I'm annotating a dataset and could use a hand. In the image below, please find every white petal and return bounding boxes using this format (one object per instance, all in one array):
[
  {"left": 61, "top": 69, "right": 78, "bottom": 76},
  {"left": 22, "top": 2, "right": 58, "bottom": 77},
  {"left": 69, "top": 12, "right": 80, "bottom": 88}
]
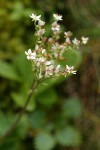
[
  {"left": 46, "top": 61, "right": 51, "bottom": 65},
  {"left": 25, "top": 51, "right": 28, "bottom": 55}
]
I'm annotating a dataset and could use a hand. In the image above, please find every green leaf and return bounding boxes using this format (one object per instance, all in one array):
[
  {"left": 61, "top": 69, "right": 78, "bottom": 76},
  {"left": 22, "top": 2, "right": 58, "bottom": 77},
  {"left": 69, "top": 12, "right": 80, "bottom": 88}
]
[
  {"left": 37, "top": 88, "right": 58, "bottom": 105},
  {"left": 62, "top": 97, "right": 82, "bottom": 118},
  {"left": 11, "top": 92, "right": 36, "bottom": 111},
  {"left": 16, "top": 115, "right": 29, "bottom": 139},
  {"left": 0, "top": 112, "right": 14, "bottom": 136},
  {"left": 11, "top": 83, "right": 36, "bottom": 111},
  {"left": 34, "top": 131, "right": 56, "bottom": 150},
  {"left": 56, "top": 127, "right": 81, "bottom": 146},
  {"left": 0, "top": 139, "right": 20, "bottom": 150},
  {"left": 60, "top": 49, "right": 82, "bottom": 67},
  {"left": 0, "top": 61, "right": 20, "bottom": 81},
  {"left": 12, "top": 53, "right": 33, "bottom": 82},
  {"left": 29, "top": 110, "right": 46, "bottom": 129}
]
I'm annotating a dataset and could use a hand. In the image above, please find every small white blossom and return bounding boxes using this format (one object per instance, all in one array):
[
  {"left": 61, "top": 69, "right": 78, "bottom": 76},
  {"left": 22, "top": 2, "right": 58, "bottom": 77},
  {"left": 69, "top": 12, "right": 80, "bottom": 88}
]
[
  {"left": 30, "top": 13, "right": 41, "bottom": 21},
  {"left": 55, "top": 65, "right": 60, "bottom": 74},
  {"left": 59, "top": 44, "right": 65, "bottom": 50},
  {"left": 65, "top": 65, "right": 76, "bottom": 74},
  {"left": 42, "top": 49, "right": 46, "bottom": 54},
  {"left": 52, "top": 43, "right": 59, "bottom": 50},
  {"left": 51, "top": 22, "right": 60, "bottom": 31},
  {"left": 64, "top": 31, "right": 72, "bottom": 37},
  {"left": 66, "top": 38, "right": 71, "bottom": 45},
  {"left": 37, "top": 29, "right": 45, "bottom": 36},
  {"left": 45, "top": 65, "right": 54, "bottom": 77},
  {"left": 81, "top": 36, "right": 89, "bottom": 44},
  {"left": 38, "top": 20, "right": 45, "bottom": 26},
  {"left": 54, "top": 53, "right": 58, "bottom": 58},
  {"left": 45, "top": 61, "right": 52, "bottom": 66},
  {"left": 35, "top": 57, "right": 45, "bottom": 67},
  {"left": 48, "top": 38, "right": 52, "bottom": 43},
  {"left": 72, "top": 38, "right": 80, "bottom": 46},
  {"left": 35, "top": 44, "right": 39, "bottom": 51},
  {"left": 53, "top": 14, "right": 63, "bottom": 21},
  {"left": 25, "top": 49, "right": 36, "bottom": 60}
]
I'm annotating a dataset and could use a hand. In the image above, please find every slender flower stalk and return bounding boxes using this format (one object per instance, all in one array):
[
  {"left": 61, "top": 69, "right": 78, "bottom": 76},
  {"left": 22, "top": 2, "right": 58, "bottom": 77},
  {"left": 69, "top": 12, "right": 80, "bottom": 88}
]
[{"left": 0, "top": 79, "right": 40, "bottom": 143}]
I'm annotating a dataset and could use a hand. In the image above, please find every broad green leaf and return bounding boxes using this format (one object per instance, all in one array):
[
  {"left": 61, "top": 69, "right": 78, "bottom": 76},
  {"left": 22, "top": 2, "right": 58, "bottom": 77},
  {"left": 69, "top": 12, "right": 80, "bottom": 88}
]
[
  {"left": 16, "top": 115, "right": 29, "bottom": 139},
  {"left": 0, "top": 139, "right": 20, "bottom": 150},
  {"left": 62, "top": 97, "right": 82, "bottom": 118},
  {"left": 37, "top": 88, "right": 58, "bottom": 105},
  {"left": 60, "top": 49, "right": 82, "bottom": 67},
  {"left": 11, "top": 83, "right": 36, "bottom": 111},
  {"left": 12, "top": 53, "right": 33, "bottom": 82},
  {"left": 0, "top": 61, "right": 20, "bottom": 81},
  {"left": 11, "top": 92, "right": 36, "bottom": 111},
  {"left": 34, "top": 131, "right": 56, "bottom": 150},
  {"left": 0, "top": 112, "right": 13, "bottom": 136},
  {"left": 29, "top": 110, "right": 46, "bottom": 129},
  {"left": 56, "top": 127, "right": 81, "bottom": 146}
]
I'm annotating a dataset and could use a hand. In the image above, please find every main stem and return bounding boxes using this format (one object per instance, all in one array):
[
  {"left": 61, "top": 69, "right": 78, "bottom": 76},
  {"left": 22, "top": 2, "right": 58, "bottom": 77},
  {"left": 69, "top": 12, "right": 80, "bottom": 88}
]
[{"left": 0, "top": 80, "right": 39, "bottom": 143}]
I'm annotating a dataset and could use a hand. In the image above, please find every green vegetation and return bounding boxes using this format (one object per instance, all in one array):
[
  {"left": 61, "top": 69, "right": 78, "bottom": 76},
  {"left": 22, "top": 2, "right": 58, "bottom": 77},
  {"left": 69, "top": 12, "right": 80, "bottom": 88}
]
[{"left": 0, "top": 0, "right": 100, "bottom": 150}]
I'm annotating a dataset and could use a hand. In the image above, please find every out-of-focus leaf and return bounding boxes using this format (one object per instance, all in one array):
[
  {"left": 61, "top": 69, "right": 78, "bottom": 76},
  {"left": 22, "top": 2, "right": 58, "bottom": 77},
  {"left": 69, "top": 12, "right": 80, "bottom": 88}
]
[
  {"left": 37, "top": 88, "right": 58, "bottom": 105},
  {"left": 0, "top": 112, "right": 13, "bottom": 136},
  {"left": 11, "top": 83, "right": 36, "bottom": 111},
  {"left": 0, "top": 139, "right": 20, "bottom": 150},
  {"left": 62, "top": 97, "right": 82, "bottom": 119},
  {"left": 0, "top": 61, "right": 21, "bottom": 81},
  {"left": 56, "top": 127, "right": 81, "bottom": 146},
  {"left": 17, "top": 115, "right": 29, "bottom": 139},
  {"left": 11, "top": 92, "right": 36, "bottom": 111},
  {"left": 29, "top": 110, "right": 46, "bottom": 129},
  {"left": 10, "top": 2, "right": 24, "bottom": 21},
  {"left": 12, "top": 53, "right": 33, "bottom": 82},
  {"left": 34, "top": 131, "right": 56, "bottom": 150},
  {"left": 60, "top": 49, "right": 82, "bottom": 67}
]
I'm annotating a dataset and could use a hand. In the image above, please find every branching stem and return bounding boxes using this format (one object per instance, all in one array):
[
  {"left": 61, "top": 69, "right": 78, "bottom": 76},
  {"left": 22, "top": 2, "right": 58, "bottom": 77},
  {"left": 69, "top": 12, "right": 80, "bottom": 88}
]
[{"left": 0, "top": 80, "right": 39, "bottom": 143}]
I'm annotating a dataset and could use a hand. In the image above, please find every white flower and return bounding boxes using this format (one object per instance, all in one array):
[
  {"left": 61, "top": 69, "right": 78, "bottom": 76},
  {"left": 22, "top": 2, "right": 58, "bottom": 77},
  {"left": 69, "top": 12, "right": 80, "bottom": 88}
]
[
  {"left": 54, "top": 53, "right": 58, "bottom": 58},
  {"left": 72, "top": 38, "right": 80, "bottom": 46},
  {"left": 38, "top": 20, "right": 45, "bottom": 26},
  {"left": 35, "top": 57, "right": 45, "bottom": 67},
  {"left": 45, "top": 65, "right": 54, "bottom": 77},
  {"left": 45, "top": 61, "right": 52, "bottom": 66},
  {"left": 52, "top": 43, "right": 59, "bottom": 50},
  {"left": 59, "top": 44, "right": 65, "bottom": 50},
  {"left": 37, "top": 29, "right": 45, "bottom": 36},
  {"left": 30, "top": 13, "right": 41, "bottom": 21},
  {"left": 53, "top": 14, "right": 62, "bottom": 21},
  {"left": 42, "top": 49, "right": 46, "bottom": 54},
  {"left": 66, "top": 38, "right": 71, "bottom": 45},
  {"left": 55, "top": 65, "right": 60, "bottom": 74},
  {"left": 64, "top": 31, "right": 72, "bottom": 37},
  {"left": 48, "top": 38, "right": 53, "bottom": 44},
  {"left": 25, "top": 49, "right": 36, "bottom": 60},
  {"left": 51, "top": 22, "right": 60, "bottom": 31},
  {"left": 35, "top": 44, "right": 39, "bottom": 51},
  {"left": 65, "top": 65, "right": 76, "bottom": 74},
  {"left": 81, "top": 36, "right": 89, "bottom": 44}
]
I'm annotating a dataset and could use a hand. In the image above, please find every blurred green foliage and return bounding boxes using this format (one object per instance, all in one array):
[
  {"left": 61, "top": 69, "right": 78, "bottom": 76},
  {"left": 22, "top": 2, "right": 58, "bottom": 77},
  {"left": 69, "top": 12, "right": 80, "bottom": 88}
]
[{"left": 0, "top": 0, "right": 100, "bottom": 149}]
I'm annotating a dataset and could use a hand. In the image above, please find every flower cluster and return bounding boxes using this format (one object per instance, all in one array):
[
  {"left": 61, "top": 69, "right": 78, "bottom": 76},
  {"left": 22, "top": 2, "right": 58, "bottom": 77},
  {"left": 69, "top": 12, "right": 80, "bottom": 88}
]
[{"left": 25, "top": 13, "right": 89, "bottom": 79}]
